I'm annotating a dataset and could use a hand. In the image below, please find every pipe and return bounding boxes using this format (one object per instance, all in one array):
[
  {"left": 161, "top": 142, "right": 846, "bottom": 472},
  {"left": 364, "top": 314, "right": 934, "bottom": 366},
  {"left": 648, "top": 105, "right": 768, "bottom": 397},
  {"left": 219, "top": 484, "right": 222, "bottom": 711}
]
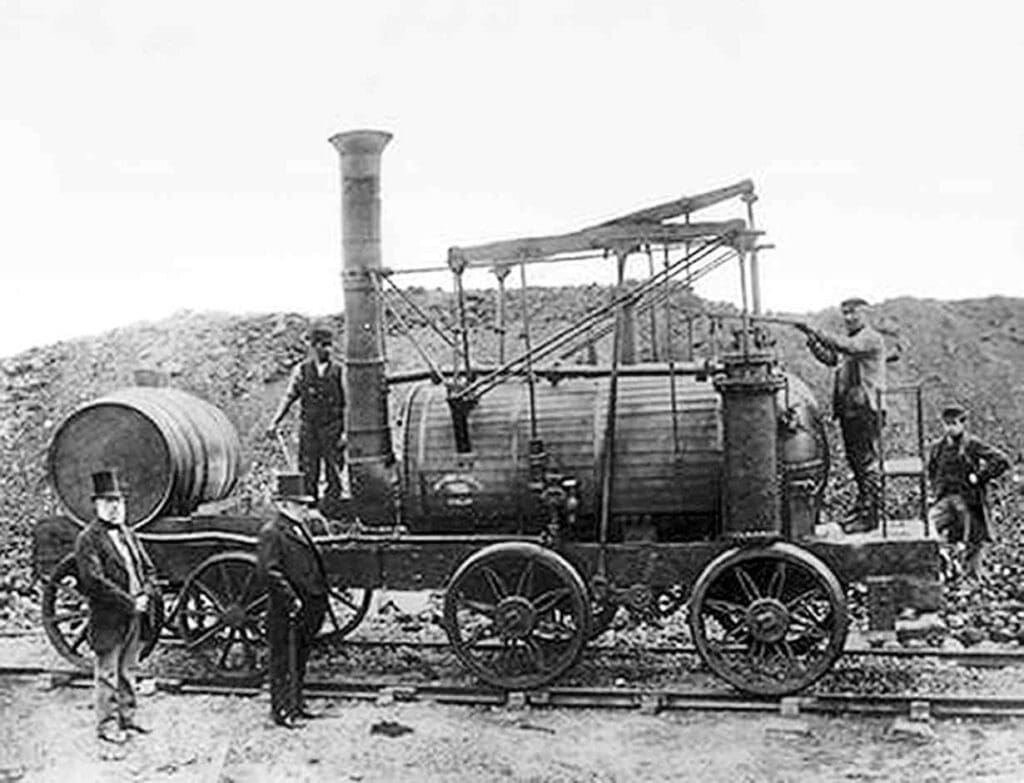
[{"left": 328, "top": 129, "right": 395, "bottom": 525}]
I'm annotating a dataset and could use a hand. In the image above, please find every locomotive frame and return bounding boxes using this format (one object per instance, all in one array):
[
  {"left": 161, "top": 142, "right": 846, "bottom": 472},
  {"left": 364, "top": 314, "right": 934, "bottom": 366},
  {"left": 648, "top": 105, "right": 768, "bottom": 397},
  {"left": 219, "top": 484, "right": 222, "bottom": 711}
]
[{"left": 31, "top": 129, "right": 940, "bottom": 697}]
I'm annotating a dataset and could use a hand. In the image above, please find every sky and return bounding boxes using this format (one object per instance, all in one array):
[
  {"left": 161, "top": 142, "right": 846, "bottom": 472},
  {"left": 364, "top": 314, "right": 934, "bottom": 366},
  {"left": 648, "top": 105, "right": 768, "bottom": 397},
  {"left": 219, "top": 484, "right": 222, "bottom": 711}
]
[{"left": 1, "top": 0, "right": 1022, "bottom": 357}]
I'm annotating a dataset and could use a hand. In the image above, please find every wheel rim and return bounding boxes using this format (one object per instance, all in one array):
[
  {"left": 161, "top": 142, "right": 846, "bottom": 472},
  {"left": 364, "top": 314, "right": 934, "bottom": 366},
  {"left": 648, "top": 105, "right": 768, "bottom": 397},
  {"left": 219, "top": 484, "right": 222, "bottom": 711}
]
[
  {"left": 319, "top": 586, "right": 374, "bottom": 640},
  {"left": 42, "top": 555, "right": 91, "bottom": 669},
  {"left": 443, "top": 542, "right": 589, "bottom": 690},
  {"left": 688, "top": 542, "right": 848, "bottom": 696},
  {"left": 176, "top": 553, "right": 267, "bottom": 678}
]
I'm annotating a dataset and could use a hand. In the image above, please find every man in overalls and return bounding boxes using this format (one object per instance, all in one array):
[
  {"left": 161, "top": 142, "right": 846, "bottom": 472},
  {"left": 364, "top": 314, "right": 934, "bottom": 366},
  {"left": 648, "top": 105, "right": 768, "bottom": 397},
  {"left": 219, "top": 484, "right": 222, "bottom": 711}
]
[{"left": 268, "top": 324, "right": 347, "bottom": 517}]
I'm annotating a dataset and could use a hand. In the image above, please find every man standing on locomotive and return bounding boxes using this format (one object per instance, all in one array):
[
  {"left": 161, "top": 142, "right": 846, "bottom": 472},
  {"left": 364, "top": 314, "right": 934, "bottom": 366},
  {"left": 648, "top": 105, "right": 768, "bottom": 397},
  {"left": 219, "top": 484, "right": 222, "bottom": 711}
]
[
  {"left": 927, "top": 404, "right": 1009, "bottom": 580},
  {"left": 256, "top": 471, "right": 330, "bottom": 728},
  {"left": 268, "top": 323, "right": 347, "bottom": 517},
  {"left": 74, "top": 468, "right": 159, "bottom": 744},
  {"left": 802, "top": 297, "right": 886, "bottom": 533}
]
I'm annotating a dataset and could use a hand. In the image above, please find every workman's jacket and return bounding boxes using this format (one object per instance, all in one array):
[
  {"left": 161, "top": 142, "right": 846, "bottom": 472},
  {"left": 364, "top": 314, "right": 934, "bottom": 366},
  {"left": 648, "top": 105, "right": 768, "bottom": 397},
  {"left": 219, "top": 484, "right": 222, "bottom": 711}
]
[
  {"left": 74, "top": 519, "right": 159, "bottom": 654},
  {"left": 280, "top": 358, "right": 346, "bottom": 433},
  {"left": 807, "top": 325, "right": 886, "bottom": 420},
  {"left": 927, "top": 433, "right": 1009, "bottom": 524}
]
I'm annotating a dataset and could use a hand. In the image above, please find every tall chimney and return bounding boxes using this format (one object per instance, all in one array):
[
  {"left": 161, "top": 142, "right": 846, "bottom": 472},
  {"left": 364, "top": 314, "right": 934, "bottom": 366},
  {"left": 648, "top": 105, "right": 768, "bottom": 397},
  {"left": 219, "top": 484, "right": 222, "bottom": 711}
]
[{"left": 328, "top": 129, "right": 394, "bottom": 525}]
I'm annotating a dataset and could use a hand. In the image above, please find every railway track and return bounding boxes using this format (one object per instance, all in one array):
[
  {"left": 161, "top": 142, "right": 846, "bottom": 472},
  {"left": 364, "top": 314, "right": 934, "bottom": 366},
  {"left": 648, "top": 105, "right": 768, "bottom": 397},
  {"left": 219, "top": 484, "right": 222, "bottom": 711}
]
[
  {"left": 5, "top": 665, "right": 1024, "bottom": 721},
  {"left": 329, "top": 637, "right": 1024, "bottom": 669}
]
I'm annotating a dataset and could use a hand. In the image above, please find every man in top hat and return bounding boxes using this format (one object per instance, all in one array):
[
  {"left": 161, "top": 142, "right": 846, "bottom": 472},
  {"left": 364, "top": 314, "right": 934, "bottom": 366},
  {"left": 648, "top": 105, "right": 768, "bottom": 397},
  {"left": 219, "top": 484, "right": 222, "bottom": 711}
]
[
  {"left": 927, "top": 404, "right": 1009, "bottom": 579},
  {"left": 74, "top": 468, "right": 158, "bottom": 744},
  {"left": 256, "top": 471, "right": 330, "bottom": 728},
  {"left": 268, "top": 323, "right": 347, "bottom": 517},
  {"left": 802, "top": 297, "right": 887, "bottom": 533}
]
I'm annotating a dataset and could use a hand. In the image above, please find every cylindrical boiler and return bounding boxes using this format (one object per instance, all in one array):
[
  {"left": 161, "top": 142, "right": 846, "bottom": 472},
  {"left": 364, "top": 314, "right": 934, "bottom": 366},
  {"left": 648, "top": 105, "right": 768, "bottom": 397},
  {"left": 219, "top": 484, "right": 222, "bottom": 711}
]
[
  {"left": 396, "top": 365, "right": 826, "bottom": 538},
  {"left": 48, "top": 387, "right": 242, "bottom": 527}
]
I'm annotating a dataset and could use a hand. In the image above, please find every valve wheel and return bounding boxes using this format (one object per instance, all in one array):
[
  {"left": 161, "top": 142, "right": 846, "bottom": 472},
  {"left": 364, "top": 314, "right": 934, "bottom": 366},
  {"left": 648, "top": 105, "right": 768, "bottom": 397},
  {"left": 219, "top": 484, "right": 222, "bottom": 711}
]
[
  {"left": 443, "top": 542, "right": 590, "bottom": 690},
  {"left": 175, "top": 552, "right": 267, "bottom": 679},
  {"left": 688, "top": 542, "right": 848, "bottom": 696}
]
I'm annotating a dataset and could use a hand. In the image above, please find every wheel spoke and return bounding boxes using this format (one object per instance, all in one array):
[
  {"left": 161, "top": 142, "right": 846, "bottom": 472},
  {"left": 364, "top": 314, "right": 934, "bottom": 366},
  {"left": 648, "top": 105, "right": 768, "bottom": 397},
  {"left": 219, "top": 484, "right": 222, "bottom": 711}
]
[
  {"left": 533, "top": 587, "right": 572, "bottom": 616},
  {"left": 786, "top": 587, "right": 824, "bottom": 613},
  {"left": 481, "top": 566, "right": 509, "bottom": 601},
  {"left": 238, "top": 567, "right": 256, "bottom": 603},
  {"left": 515, "top": 558, "right": 535, "bottom": 598},
  {"left": 218, "top": 563, "right": 235, "bottom": 600},
  {"left": 187, "top": 618, "right": 227, "bottom": 650},
  {"left": 70, "top": 624, "right": 89, "bottom": 652},
  {"left": 733, "top": 566, "right": 761, "bottom": 602},
  {"left": 767, "top": 562, "right": 787, "bottom": 600},
  {"left": 458, "top": 598, "right": 496, "bottom": 618},
  {"left": 705, "top": 598, "right": 747, "bottom": 617},
  {"left": 463, "top": 621, "right": 494, "bottom": 647},
  {"left": 244, "top": 594, "right": 269, "bottom": 615},
  {"left": 330, "top": 589, "right": 361, "bottom": 612},
  {"left": 216, "top": 628, "right": 238, "bottom": 669},
  {"left": 54, "top": 610, "right": 89, "bottom": 623},
  {"left": 523, "top": 637, "right": 547, "bottom": 673}
]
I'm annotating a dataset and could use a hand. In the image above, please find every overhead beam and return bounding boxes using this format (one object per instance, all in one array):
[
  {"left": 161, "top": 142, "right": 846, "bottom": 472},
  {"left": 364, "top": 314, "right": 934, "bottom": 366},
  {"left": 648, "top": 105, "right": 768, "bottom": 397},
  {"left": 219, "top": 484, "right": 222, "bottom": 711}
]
[
  {"left": 595, "top": 180, "right": 756, "bottom": 227},
  {"left": 448, "top": 219, "right": 747, "bottom": 270}
]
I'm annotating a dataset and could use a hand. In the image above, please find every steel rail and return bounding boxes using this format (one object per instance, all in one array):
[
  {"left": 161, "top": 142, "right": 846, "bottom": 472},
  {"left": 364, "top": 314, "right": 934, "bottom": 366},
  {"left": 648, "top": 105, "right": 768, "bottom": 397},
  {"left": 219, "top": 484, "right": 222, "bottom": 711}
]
[{"left": 6, "top": 666, "right": 1024, "bottom": 720}]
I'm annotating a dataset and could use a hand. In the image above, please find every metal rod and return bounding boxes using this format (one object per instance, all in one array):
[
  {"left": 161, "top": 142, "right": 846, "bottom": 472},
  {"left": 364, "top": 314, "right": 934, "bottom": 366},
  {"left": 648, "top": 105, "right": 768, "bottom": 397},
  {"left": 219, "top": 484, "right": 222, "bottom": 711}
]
[
  {"left": 495, "top": 267, "right": 510, "bottom": 365},
  {"left": 564, "top": 249, "right": 736, "bottom": 360},
  {"left": 916, "top": 386, "right": 928, "bottom": 534},
  {"left": 598, "top": 250, "right": 627, "bottom": 570},
  {"left": 378, "top": 273, "right": 457, "bottom": 349},
  {"left": 646, "top": 246, "right": 659, "bottom": 361},
  {"left": 878, "top": 387, "right": 888, "bottom": 537},
  {"left": 744, "top": 194, "right": 762, "bottom": 315},
  {"left": 379, "top": 288, "right": 445, "bottom": 383},
  {"left": 454, "top": 269, "right": 472, "bottom": 378},
  {"left": 519, "top": 261, "right": 539, "bottom": 439},
  {"left": 456, "top": 237, "right": 729, "bottom": 401},
  {"left": 737, "top": 247, "right": 750, "bottom": 357},
  {"left": 663, "top": 245, "right": 680, "bottom": 455}
]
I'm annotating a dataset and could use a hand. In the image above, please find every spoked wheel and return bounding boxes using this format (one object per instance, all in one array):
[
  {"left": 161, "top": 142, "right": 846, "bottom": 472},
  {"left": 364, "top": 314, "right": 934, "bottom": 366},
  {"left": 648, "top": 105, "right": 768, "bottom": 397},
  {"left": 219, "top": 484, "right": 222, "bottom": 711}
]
[
  {"left": 42, "top": 554, "right": 92, "bottom": 669},
  {"left": 443, "top": 542, "right": 590, "bottom": 690},
  {"left": 175, "top": 552, "right": 267, "bottom": 679},
  {"left": 318, "top": 585, "right": 374, "bottom": 641},
  {"left": 42, "top": 554, "right": 163, "bottom": 669},
  {"left": 688, "top": 542, "right": 848, "bottom": 696}
]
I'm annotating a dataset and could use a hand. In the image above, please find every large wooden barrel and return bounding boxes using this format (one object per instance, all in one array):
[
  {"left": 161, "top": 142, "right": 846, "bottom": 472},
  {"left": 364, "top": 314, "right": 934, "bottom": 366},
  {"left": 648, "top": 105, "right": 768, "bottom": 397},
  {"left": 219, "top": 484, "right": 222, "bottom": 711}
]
[{"left": 47, "top": 387, "right": 241, "bottom": 527}]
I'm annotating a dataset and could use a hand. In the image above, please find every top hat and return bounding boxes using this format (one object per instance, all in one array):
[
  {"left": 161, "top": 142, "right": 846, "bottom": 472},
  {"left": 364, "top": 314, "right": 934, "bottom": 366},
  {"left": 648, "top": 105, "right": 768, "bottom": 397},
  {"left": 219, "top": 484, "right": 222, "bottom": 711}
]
[
  {"left": 840, "top": 297, "right": 869, "bottom": 310},
  {"left": 941, "top": 404, "right": 968, "bottom": 421},
  {"left": 91, "top": 469, "right": 126, "bottom": 499},
  {"left": 271, "top": 471, "right": 315, "bottom": 504}
]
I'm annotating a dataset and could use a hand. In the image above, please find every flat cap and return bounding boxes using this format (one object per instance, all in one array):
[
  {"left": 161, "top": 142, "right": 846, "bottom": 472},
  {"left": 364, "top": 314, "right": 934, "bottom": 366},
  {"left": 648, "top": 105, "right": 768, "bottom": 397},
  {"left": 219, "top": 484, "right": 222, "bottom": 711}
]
[
  {"left": 840, "top": 297, "right": 870, "bottom": 309},
  {"left": 941, "top": 404, "right": 968, "bottom": 421},
  {"left": 308, "top": 324, "right": 333, "bottom": 342}
]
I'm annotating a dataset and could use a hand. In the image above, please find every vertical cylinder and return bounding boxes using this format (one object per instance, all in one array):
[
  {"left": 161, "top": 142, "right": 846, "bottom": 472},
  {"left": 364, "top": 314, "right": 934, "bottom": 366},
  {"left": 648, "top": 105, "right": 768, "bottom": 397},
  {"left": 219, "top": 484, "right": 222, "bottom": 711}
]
[
  {"left": 328, "top": 129, "right": 395, "bottom": 525},
  {"left": 714, "top": 351, "right": 784, "bottom": 537}
]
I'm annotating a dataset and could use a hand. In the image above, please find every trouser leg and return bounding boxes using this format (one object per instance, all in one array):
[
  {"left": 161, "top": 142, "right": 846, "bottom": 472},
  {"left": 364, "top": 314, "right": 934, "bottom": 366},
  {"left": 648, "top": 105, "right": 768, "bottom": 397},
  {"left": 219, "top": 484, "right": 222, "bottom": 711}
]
[
  {"left": 841, "top": 414, "right": 881, "bottom": 525},
  {"left": 298, "top": 432, "right": 322, "bottom": 503},
  {"left": 95, "top": 645, "right": 121, "bottom": 734},
  {"left": 267, "top": 595, "right": 295, "bottom": 722},
  {"left": 117, "top": 615, "right": 141, "bottom": 726}
]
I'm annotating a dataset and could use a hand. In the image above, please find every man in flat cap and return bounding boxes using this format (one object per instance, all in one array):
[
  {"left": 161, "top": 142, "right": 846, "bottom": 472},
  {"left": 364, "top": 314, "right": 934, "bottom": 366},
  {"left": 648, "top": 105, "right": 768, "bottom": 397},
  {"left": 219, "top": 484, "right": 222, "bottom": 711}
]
[
  {"left": 74, "top": 468, "right": 159, "bottom": 744},
  {"left": 927, "top": 405, "right": 1009, "bottom": 579},
  {"left": 268, "top": 323, "right": 347, "bottom": 517},
  {"left": 802, "top": 297, "right": 886, "bottom": 532},
  {"left": 256, "top": 472, "right": 330, "bottom": 728}
]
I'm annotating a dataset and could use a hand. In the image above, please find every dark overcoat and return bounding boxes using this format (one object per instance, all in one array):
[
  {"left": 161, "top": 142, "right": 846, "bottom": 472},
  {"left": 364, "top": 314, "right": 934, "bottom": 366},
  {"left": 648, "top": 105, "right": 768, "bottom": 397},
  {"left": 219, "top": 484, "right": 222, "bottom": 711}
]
[{"left": 74, "top": 520, "right": 158, "bottom": 654}]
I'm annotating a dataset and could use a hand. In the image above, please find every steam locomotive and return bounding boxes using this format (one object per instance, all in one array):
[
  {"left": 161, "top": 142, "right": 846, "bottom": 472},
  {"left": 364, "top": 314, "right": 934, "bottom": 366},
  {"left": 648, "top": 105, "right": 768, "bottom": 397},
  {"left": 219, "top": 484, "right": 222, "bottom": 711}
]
[{"left": 32, "top": 130, "right": 940, "bottom": 696}]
